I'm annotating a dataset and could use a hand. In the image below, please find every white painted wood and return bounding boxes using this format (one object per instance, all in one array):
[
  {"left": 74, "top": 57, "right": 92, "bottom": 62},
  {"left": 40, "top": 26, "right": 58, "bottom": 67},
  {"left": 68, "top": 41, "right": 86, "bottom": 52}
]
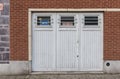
[
  {"left": 32, "top": 13, "right": 56, "bottom": 71},
  {"left": 56, "top": 13, "right": 78, "bottom": 71},
  {"left": 32, "top": 13, "right": 103, "bottom": 71},
  {"left": 80, "top": 13, "right": 103, "bottom": 71}
]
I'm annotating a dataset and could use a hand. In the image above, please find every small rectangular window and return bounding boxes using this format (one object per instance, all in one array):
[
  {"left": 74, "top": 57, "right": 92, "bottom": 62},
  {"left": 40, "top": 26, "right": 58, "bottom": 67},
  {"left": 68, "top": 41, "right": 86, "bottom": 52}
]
[
  {"left": 37, "top": 16, "right": 51, "bottom": 26},
  {"left": 85, "top": 16, "right": 98, "bottom": 25},
  {"left": 60, "top": 17, "right": 74, "bottom": 27}
]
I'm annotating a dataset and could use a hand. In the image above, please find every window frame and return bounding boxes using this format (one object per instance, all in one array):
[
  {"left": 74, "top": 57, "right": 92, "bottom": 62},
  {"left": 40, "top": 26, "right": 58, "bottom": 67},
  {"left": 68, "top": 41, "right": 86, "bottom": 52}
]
[
  {"left": 37, "top": 16, "right": 51, "bottom": 27},
  {"left": 82, "top": 14, "right": 101, "bottom": 28},
  {"left": 58, "top": 15, "right": 76, "bottom": 28},
  {"left": 84, "top": 16, "right": 98, "bottom": 26},
  {"left": 33, "top": 13, "right": 53, "bottom": 28}
]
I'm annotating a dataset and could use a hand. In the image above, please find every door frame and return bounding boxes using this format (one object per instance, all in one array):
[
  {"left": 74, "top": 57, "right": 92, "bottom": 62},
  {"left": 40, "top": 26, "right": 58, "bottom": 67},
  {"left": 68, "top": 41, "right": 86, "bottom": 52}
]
[{"left": 28, "top": 8, "right": 104, "bottom": 73}]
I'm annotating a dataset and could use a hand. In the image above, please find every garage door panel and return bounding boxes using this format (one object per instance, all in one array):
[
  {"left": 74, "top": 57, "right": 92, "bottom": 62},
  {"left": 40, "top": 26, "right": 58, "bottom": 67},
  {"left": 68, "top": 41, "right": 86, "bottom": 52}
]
[
  {"left": 57, "top": 31, "right": 77, "bottom": 69},
  {"left": 56, "top": 13, "right": 78, "bottom": 70},
  {"left": 80, "top": 31, "right": 103, "bottom": 71},
  {"left": 32, "top": 31, "right": 55, "bottom": 70},
  {"left": 80, "top": 13, "right": 103, "bottom": 71},
  {"left": 32, "top": 13, "right": 103, "bottom": 72}
]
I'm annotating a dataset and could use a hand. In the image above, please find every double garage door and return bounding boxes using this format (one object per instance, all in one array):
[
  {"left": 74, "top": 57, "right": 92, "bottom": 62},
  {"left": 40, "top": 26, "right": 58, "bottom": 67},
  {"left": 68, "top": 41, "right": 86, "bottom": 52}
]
[{"left": 32, "top": 13, "right": 103, "bottom": 71}]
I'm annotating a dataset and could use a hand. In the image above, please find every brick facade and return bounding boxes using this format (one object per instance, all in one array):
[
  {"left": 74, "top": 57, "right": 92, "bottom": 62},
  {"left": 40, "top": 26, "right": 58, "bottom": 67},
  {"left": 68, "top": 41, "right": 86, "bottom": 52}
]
[
  {"left": 10, "top": 0, "right": 120, "bottom": 60},
  {"left": 104, "top": 12, "right": 120, "bottom": 60}
]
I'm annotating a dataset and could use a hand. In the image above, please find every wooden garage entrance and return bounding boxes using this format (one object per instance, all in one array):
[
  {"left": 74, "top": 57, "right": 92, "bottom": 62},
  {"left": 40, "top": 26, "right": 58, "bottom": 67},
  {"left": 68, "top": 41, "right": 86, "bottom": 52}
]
[{"left": 32, "top": 13, "right": 103, "bottom": 71}]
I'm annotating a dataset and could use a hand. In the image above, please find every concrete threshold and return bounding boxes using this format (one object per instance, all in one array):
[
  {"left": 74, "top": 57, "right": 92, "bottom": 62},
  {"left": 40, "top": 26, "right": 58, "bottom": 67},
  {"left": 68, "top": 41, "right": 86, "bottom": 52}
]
[{"left": 31, "top": 71, "right": 104, "bottom": 75}]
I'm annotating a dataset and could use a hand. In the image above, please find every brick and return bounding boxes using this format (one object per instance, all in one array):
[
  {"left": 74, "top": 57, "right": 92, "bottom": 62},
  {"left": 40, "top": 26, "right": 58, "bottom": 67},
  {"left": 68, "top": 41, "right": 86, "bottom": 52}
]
[
  {"left": 104, "top": 12, "right": 120, "bottom": 60},
  {"left": 0, "top": 26, "right": 2, "bottom": 28},
  {"left": 10, "top": 0, "right": 120, "bottom": 60},
  {"left": 6, "top": 48, "right": 9, "bottom": 51},
  {"left": 0, "top": 42, "right": 9, "bottom": 47},
  {"left": 3, "top": 53, "right": 9, "bottom": 60},
  {"left": 0, "top": 29, "right": 9, "bottom": 35},
  {"left": 0, "top": 53, "right": 9, "bottom": 61},
  {"left": 0, "top": 17, "right": 9, "bottom": 24},
  {"left": 1, "top": 36, "right": 9, "bottom": 41},
  {"left": 0, "top": 48, "right": 4, "bottom": 52},
  {"left": 0, "top": 54, "right": 2, "bottom": 60},
  {"left": 4, "top": 26, "right": 9, "bottom": 28},
  {"left": 0, "top": 0, "right": 9, "bottom": 3}
]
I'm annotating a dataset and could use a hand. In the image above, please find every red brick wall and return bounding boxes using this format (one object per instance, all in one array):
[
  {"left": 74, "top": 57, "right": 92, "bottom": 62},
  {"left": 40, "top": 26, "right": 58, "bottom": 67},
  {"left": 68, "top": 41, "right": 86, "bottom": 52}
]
[
  {"left": 104, "top": 12, "right": 120, "bottom": 60},
  {"left": 10, "top": 0, "right": 120, "bottom": 60}
]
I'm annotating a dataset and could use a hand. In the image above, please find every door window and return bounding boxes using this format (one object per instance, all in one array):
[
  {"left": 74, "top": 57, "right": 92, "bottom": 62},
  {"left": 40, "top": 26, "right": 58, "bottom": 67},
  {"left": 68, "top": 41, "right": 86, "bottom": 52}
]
[
  {"left": 36, "top": 16, "right": 51, "bottom": 28},
  {"left": 84, "top": 16, "right": 98, "bottom": 25},
  {"left": 83, "top": 16, "right": 100, "bottom": 28},
  {"left": 60, "top": 16, "right": 75, "bottom": 28}
]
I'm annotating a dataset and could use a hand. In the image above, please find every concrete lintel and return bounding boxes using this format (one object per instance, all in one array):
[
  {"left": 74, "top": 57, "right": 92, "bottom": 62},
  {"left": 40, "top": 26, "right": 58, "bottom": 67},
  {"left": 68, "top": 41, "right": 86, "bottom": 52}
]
[{"left": 29, "top": 8, "right": 120, "bottom": 12}]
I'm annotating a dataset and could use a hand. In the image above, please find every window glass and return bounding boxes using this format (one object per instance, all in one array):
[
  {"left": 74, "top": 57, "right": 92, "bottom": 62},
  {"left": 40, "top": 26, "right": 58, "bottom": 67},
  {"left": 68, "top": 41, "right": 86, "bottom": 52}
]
[
  {"left": 61, "top": 17, "right": 74, "bottom": 27},
  {"left": 85, "top": 16, "right": 98, "bottom": 25},
  {"left": 37, "top": 16, "right": 51, "bottom": 26}
]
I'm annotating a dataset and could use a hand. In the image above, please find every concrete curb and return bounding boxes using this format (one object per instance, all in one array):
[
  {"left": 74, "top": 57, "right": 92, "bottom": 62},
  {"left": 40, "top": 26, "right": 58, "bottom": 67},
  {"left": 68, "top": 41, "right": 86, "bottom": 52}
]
[{"left": 0, "top": 74, "right": 120, "bottom": 79}]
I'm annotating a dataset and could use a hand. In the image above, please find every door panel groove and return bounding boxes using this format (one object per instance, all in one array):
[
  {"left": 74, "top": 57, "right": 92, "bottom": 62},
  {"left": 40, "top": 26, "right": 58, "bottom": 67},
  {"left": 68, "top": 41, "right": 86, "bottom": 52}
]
[{"left": 32, "top": 13, "right": 103, "bottom": 71}]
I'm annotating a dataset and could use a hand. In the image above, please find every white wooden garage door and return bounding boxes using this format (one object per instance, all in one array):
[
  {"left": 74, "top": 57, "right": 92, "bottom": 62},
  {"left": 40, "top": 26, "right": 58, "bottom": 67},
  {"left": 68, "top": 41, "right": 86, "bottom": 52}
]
[{"left": 32, "top": 13, "right": 103, "bottom": 71}]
